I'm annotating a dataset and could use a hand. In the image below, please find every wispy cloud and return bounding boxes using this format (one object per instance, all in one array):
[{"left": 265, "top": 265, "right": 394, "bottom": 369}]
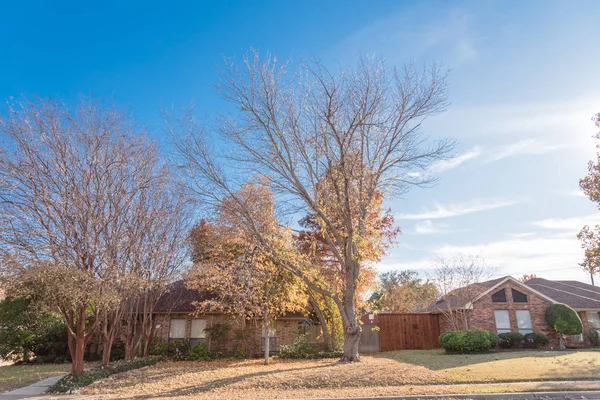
[
  {"left": 430, "top": 146, "right": 482, "bottom": 173},
  {"left": 413, "top": 220, "right": 457, "bottom": 235},
  {"left": 532, "top": 214, "right": 600, "bottom": 232},
  {"left": 485, "top": 139, "right": 566, "bottom": 163},
  {"left": 398, "top": 198, "right": 518, "bottom": 220}
]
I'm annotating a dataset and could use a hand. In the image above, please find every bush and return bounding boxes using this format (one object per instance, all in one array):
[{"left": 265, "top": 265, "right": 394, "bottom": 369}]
[
  {"left": 439, "top": 329, "right": 498, "bottom": 353},
  {"left": 589, "top": 329, "right": 600, "bottom": 346},
  {"left": 189, "top": 342, "right": 211, "bottom": 360},
  {"left": 498, "top": 332, "right": 524, "bottom": 349},
  {"left": 523, "top": 332, "right": 549, "bottom": 348},
  {"left": 50, "top": 357, "right": 161, "bottom": 393},
  {"left": 0, "top": 297, "right": 69, "bottom": 363},
  {"left": 279, "top": 331, "right": 317, "bottom": 359},
  {"left": 166, "top": 340, "right": 190, "bottom": 361},
  {"left": 545, "top": 303, "right": 583, "bottom": 336}
]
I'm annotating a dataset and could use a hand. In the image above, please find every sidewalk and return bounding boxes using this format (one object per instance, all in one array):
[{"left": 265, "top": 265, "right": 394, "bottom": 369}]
[{"left": 0, "top": 375, "right": 65, "bottom": 400}]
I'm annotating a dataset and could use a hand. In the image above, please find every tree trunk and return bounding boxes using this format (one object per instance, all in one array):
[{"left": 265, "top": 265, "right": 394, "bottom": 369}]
[
  {"left": 341, "top": 327, "right": 361, "bottom": 362},
  {"left": 101, "top": 334, "right": 114, "bottom": 367},
  {"left": 338, "top": 255, "right": 361, "bottom": 362},
  {"left": 71, "top": 305, "right": 88, "bottom": 376},
  {"left": 263, "top": 309, "right": 270, "bottom": 365},
  {"left": 309, "top": 294, "right": 332, "bottom": 351}
]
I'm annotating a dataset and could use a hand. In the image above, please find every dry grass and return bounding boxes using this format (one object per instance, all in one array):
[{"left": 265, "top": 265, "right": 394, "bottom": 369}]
[
  {"left": 76, "top": 350, "right": 600, "bottom": 399},
  {"left": 0, "top": 363, "right": 71, "bottom": 393}
]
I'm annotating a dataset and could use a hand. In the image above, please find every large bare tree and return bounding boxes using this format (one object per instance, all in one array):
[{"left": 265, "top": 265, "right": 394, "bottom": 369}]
[
  {"left": 170, "top": 52, "right": 454, "bottom": 361},
  {"left": 0, "top": 97, "right": 186, "bottom": 374}
]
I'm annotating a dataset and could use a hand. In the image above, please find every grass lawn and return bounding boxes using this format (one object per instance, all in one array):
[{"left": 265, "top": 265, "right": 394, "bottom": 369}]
[
  {"left": 77, "top": 349, "right": 600, "bottom": 399},
  {"left": 0, "top": 363, "right": 72, "bottom": 393}
]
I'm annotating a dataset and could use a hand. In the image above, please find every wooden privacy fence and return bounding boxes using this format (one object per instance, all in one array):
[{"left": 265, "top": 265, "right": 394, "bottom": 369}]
[
  {"left": 378, "top": 313, "right": 441, "bottom": 351},
  {"left": 359, "top": 323, "right": 380, "bottom": 353}
]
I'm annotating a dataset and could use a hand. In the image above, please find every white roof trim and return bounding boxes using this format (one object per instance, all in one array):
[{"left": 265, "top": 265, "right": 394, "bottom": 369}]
[{"left": 464, "top": 276, "right": 557, "bottom": 309}]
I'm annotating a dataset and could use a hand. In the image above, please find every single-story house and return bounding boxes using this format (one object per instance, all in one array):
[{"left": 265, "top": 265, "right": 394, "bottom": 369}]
[
  {"left": 430, "top": 276, "right": 600, "bottom": 347},
  {"left": 152, "top": 280, "right": 318, "bottom": 356}
]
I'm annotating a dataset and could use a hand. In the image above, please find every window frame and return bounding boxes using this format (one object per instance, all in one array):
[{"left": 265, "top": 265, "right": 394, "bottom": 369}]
[
  {"left": 494, "top": 309, "right": 511, "bottom": 334},
  {"left": 169, "top": 318, "right": 186, "bottom": 341},
  {"left": 492, "top": 289, "right": 507, "bottom": 303},
  {"left": 515, "top": 310, "right": 533, "bottom": 334},
  {"left": 511, "top": 288, "right": 529, "bottom": 303}
]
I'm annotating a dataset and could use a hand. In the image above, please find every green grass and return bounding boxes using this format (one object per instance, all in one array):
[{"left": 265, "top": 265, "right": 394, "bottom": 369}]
[
  {"left": 381, "top": 348, "right": 600, "bottom": 382},
  {"left": 0, "top": 363, "right": 72, "bottom": 393}
]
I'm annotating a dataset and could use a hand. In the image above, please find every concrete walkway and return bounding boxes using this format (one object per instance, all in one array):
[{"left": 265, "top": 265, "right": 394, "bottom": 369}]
[{"left": 0, "top": 375, "right": 65, "bottom": 400}]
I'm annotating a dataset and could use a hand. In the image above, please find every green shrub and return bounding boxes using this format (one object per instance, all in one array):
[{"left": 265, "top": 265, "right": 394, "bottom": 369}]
[
  {"left": 0, "top": 297, "right": 69, "bottom": 363},
  {"left": 166, "top": 340, "right": 190, "bottom": 361},
  {"left": 589, "top": 329, "right": 600, "bottom": 346},
  {"left": 279, "top": 331, "right": 317, "bottom": 359},
  {"left": 50, "top": 357, "right": 161, "bottom": 393},
  {"left": 189, "top": 342, "right": 211, "bottom": 360},
  {"left": 439, "top": 329, "right": 498, "bottom": 353},
  {"left": 498, "top": 332, "right": 524, "bottom": 348},
  {"left": 523, "top": 332, "right": 549, "bottom": 348},
  {"left": 545, "top": 303, "right": 583, "bottom": 336}
]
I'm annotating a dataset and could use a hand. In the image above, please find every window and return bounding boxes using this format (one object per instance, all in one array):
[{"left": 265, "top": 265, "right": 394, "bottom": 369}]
[
  {"left": 516, "top": 310, "right": 533, "bottom": 334},
  {"left": 190, "top": 319, "right": 207, "bottom": 348},
  {"left": 492, "top": 289, "right": 507, "bottom": 303},
  {"left": 261, "top": 327, "right": 276, "bottom": 352},
  {"left": 494, "top": 310, "right": 511, "bottom": 334},
  {"left": 169, "top": 319, "right": 186, "bottom": 341},
  {"left": 589, "top": 312, "right": 600, "bottom": 330},
  {"left": 512, "top": 289, "right": 528, "bottom": 303}
]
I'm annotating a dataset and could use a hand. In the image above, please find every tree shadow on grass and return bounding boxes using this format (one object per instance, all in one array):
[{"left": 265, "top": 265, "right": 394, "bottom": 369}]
[
  {"left": 376, "top": 348, "right": 600, "bottom": 371},
  {"left": 119, "top": 363, "right": 337, "bottom": 399}
]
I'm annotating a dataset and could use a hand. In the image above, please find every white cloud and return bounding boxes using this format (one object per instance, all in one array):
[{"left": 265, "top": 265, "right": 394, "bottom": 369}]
[
  {"left": 433, "top": 235, "right": 588, "bottom": 281},
  {"left": 430, "top": 146, "right": 482, "bottom": 173},
  {"left": 413, "top": 220, "right": 456, "bottom": 235},
  {"left": 532, "top": 214, "right": 600, "bottom": 232},
  {"left": 398, "top": 198, "right": 518, "bottom": 220},
  {"left": 559, "top": 189, "right": 585, "bottom": 197},
  {"left": 485, "top": 139, "right": 566, "bottom": 163}
]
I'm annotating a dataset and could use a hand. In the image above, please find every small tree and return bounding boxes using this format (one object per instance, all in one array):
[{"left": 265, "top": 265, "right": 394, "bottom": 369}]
[
  {"left": 577, "top": 112, "right": 600, "bottom": 285},
  {"left": 518, "top": 274, "right": 537, "bottom": 283},
  {"left": 432, "top": 254, "right": 491, "bottom": 331},
  {"left": 545, "top": 303, "right": 583, "bottom": 348},
  {"left": 369, "top": 270, "right": 439, "bottom": 313},
  {"left": 187, "top": 179, "right": 306, "bottom": 364}
]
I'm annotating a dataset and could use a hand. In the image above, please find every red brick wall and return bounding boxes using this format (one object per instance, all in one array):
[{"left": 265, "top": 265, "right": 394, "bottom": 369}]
[
  {"left": 153, "top": 312, "right": 303, "bottom": 356},
  {"left": 440, "top": 280, "right": 560, "bottom": 347}
]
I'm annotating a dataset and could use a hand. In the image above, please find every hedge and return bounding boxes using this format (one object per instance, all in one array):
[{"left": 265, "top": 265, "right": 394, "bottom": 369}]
[
  {"left": 439, "top": 329, "right": 499, "bottom": 353},
  {"left": 523, "top": 332, "right": 549, "bottom": 348},
  {"left": 498, "top": 332, "right": 523, "bottom": 348},
  {"left": 50, "top": 357, "right": 162, "bottom": 393}
]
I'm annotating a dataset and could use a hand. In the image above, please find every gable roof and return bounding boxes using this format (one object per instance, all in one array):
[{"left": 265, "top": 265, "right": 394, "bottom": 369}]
[
  {"left": 427, "top": 275, "right": 558, "bottom": 312},
  {"left": 524, "top": 277, "right": 600, "bottom": 310},
  {"left": 426, "top": 276, "right": 508, "bottom": 311}
]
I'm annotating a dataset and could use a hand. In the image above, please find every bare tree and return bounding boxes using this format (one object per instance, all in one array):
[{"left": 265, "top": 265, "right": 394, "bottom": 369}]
[
  {"left": 432, "top": 254, "right": 491, "bottom": 331},
  {"left": 169, "top": 52, "right": 454, "bottom": 361},
  {"left": 0, "top": 97, "right": 184, "bottom": 374}
]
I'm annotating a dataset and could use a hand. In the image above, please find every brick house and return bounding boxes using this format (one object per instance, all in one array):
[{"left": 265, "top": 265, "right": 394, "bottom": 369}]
[
  {"left": 431, "top": 276, "right": 600, "bottom": 347},
  {"left": 152, "top": 280, "right": 315, "bottom": 356}
]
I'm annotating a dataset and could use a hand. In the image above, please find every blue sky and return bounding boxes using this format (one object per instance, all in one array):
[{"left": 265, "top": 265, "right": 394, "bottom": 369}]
[{"left": 2, "top": 1, "right": 599, "bottom": 282}]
